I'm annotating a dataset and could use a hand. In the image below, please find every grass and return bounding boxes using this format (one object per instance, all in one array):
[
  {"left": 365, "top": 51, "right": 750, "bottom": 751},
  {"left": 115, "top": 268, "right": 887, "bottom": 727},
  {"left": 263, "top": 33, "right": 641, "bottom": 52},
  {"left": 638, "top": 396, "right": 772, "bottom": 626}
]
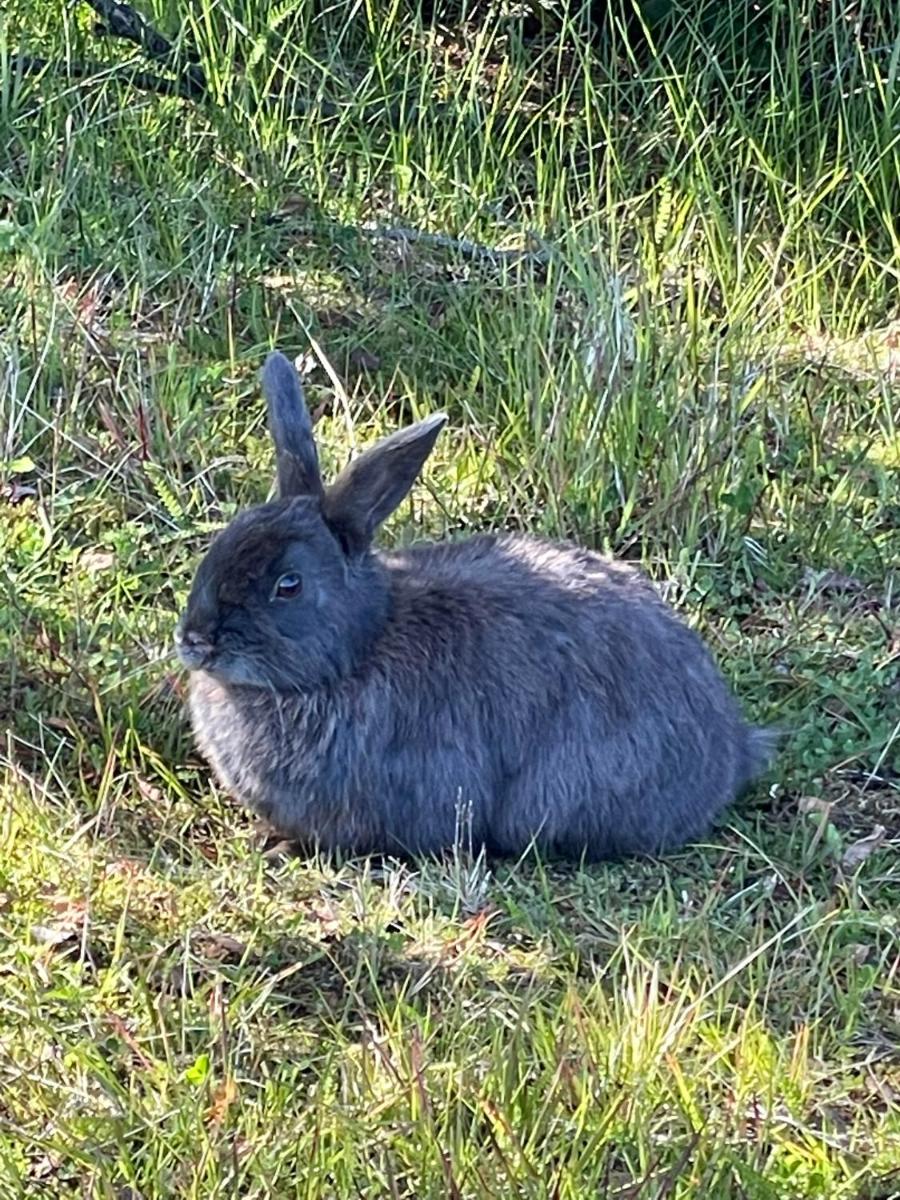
[{"left": 1, "top": 0, "right": 899, "bottom": 1194}]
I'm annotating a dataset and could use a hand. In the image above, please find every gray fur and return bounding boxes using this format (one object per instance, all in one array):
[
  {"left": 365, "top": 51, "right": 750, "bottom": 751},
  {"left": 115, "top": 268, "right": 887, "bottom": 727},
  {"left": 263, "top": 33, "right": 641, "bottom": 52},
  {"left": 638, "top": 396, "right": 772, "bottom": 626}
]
[
  {"left": 324, "top": 412, "right": 447, "bottom": 557},
  {"left": 175, "top": 350, "right": 775, "bottom": 861},
  {"left": 262, "top": 351, "right": 324, "bottom": 501}
]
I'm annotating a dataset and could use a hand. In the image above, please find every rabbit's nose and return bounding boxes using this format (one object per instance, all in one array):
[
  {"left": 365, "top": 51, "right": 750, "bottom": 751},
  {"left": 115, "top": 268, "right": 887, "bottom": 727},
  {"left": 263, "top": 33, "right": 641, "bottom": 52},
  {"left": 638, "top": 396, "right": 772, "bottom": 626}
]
[{"left": 174, "top": 624, "right": 215, "bottom": 669}]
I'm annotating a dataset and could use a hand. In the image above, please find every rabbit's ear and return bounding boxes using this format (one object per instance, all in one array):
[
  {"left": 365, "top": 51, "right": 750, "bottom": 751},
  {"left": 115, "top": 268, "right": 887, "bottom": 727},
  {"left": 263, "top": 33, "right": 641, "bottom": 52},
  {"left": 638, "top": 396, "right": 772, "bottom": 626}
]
[
  {"left": 261, "top": 351, "right": 324, "bottom": 500},
  {"left": 324, "top": 413, "right": 447, "bottom": 556}
]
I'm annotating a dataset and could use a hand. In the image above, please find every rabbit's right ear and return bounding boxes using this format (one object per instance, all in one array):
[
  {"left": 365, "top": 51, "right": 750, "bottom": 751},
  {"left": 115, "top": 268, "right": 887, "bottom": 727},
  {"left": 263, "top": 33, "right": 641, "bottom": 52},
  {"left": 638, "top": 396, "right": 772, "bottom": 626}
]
[
  {"left": 324, "top": 413, "right": 447, "bottom": 557},
  {"left": 261, "top": 351, "right": 324, "bottom": 501}
]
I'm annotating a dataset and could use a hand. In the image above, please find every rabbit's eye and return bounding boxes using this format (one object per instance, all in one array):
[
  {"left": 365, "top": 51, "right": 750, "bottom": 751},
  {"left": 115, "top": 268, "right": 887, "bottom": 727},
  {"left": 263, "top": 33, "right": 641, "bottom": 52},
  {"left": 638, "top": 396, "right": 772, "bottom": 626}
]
[{"left": 273, "top": 572, "right": 302, "bottom": 600}]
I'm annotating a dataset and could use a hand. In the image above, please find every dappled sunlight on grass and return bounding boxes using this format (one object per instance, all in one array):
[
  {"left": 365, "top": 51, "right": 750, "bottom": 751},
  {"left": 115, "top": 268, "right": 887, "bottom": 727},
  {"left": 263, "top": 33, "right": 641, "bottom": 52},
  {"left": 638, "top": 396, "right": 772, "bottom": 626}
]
[{"left": 1, "top": 0, "right": 899, "bottom": 1193}]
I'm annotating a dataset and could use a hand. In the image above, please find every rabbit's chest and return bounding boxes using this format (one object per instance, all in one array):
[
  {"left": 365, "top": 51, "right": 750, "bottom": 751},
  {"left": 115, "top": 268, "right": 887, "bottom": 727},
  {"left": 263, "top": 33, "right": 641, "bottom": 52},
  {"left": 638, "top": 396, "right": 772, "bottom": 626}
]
[
  {"left": 187, "top": 676, "right": 340, "bottom": 802},
  {"left": 187, "top": 674, "right": 387, "bottom": 849}
]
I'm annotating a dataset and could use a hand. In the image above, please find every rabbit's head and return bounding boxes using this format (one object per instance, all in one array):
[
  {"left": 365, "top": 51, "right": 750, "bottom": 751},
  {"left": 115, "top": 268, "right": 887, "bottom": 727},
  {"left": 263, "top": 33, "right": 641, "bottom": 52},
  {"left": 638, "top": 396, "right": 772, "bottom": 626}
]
[{"left": 174, "top": 352, "right": 446, "bottom": 690}]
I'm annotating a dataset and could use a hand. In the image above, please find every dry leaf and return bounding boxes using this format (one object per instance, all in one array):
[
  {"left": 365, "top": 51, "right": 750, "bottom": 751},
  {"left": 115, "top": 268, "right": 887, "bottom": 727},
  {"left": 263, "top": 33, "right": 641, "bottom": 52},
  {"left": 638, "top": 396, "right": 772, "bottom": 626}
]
[
  {"left": 798, "top": 796, "right": 834, "bottom": 816},
  {"left": 3, "top": 481, "right": 37, "bottom": 504},
  {"left": 461, "top": 906, "right": 499, "bottom": 937},
  {"left": 866, "top": 1072, "right": 896, "bottom": 1106},
  {"left": 104, "top": 857, "right": 146, "bottom": 880},
  {"left": 38, "top": 889, "right": 86, "bottom": 918},
  {"left": 97, "top": 400, "right": 128, "bottom": 451},
  {"left": 105, "top": 1011, "right": 154, "bottom": 1071},
  {"left": 46, "top": 716, "right": 78, "bottom": 736},
  {"left": 30, "top": 924, "right": 77, "bottom": 948},
  {"left": 193, "top": 931, "right": 248, "bottom": 962},
  {"left": 801, "top": 566, "right": 865, "bottom": 595},
  {"left": 841, "top": 825, "right": 887, "bottom": 871},
  {"left": 261, "top": 838, "right": 295, "bottom": 864},
  {"left": 26, "top": 1151, "right": 63, "bottom": 1182},
  {"left": 208, "top": 980, "right": 225, "bottom": 1023},
  {"left": 135, "top": 776, "right": 163, "bottom": 805},
  {"left": 309, "top": 899, "right": 341, "bottom": 936},
  {"left": 79, "top": 548, "right": 115, "bottom": 573},
  {"left": 30, "top": 894, "right": 96, "bottom": 963},
  {"left": 260, "top": 272, "right": 296, "bottom": 290},
  {"left": 206, "top": 1075, "right": 238, "bottom": 1125}
]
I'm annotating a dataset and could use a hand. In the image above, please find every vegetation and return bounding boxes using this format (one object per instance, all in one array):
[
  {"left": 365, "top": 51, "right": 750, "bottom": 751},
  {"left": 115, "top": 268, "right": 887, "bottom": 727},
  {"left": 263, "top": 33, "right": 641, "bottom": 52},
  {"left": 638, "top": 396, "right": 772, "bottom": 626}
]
[{"left": 1, "top": 0, "right": 898, "bottom": 1195}]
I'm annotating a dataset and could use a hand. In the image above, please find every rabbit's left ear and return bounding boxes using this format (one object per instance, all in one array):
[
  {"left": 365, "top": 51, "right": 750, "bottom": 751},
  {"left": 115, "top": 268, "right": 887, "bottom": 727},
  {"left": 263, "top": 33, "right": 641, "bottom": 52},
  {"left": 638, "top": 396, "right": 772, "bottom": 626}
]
[
  {"left": 324, "top": 414, "right": 447, "bottom": 556},
  {"left": 261, "top": 351, "right": 324, "bottom": 501}
]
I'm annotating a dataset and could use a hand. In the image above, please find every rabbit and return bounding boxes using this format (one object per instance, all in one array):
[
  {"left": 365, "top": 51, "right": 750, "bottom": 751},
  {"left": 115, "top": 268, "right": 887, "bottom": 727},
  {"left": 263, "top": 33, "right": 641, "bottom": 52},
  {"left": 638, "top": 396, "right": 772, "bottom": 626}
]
[{"left": 174, "top": 350, "right": 776, "bottom": 861}]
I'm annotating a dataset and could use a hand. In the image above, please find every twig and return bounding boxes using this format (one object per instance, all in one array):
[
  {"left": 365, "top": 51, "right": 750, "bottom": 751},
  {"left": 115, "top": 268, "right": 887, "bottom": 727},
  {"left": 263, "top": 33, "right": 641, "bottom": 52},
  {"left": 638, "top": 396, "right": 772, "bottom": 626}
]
[
  {"left": 14, "top": 0, "right": 343, "bottom": 119},
  {"left": 13, "top": 55, "right": 201, "bottom": 102},
  {"left": 13, "top": 2, "right": 475, "bottom": 126},
  {"left": 85, "top": 0, "right": 206, "bottom": 95},
  {"left": 13, "top": 0, "right": 205, "bottom": 105},
  {"left": 359, "top": 221, "right": 554, "bottom": 269},
  {"left": 261, "top": 209, "right": 555, "bottom": 273},
  {"left": 14, "top": 53, "right": 340, "bottom": 116}
]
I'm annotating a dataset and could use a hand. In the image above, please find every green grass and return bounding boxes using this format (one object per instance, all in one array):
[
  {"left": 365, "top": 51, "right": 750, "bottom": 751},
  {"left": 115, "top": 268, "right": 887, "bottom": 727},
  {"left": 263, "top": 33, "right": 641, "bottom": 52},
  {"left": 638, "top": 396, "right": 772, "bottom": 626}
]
[{"left": 1, "top": 0, "right": 899, "bottom": 1195}]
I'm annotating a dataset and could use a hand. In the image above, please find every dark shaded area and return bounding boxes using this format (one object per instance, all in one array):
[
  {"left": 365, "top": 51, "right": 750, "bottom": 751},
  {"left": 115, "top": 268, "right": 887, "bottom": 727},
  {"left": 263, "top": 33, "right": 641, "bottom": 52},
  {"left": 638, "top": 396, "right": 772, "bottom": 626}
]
[{"left": 13, "top": 0, "right": 900, "bottom": 121}]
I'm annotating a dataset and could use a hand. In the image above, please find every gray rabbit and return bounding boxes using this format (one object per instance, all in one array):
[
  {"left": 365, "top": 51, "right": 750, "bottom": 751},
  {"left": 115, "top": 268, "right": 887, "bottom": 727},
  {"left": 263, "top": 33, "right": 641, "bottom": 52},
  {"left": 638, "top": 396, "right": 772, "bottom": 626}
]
[{"left": 175, "top": 351, "right": 775, "bottom": 860}]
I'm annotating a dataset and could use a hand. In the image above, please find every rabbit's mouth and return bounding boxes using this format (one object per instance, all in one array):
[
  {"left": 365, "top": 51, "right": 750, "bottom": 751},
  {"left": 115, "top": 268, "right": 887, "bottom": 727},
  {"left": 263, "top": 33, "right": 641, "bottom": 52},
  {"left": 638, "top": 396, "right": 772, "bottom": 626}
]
[
  {"left": 174, "top": 623, "right": 274, "bottom": 687},
  {"left": 174, "top": 623, "right": 216, "bottom": 671}
]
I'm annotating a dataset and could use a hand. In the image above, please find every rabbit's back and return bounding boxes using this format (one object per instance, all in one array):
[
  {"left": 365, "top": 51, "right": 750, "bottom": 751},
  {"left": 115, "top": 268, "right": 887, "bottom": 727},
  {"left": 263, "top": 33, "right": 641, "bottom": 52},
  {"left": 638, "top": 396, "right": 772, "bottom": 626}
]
[{"left": 376, "top": 533, "right": 753, "bottom": 856}]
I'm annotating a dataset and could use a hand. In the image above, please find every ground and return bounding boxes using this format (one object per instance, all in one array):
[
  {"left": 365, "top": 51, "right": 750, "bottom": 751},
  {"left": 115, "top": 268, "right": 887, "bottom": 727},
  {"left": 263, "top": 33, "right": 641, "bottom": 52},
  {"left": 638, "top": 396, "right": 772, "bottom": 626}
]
[{"left": 1, "top": 1, "right": 899, "bottom": 1196}]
